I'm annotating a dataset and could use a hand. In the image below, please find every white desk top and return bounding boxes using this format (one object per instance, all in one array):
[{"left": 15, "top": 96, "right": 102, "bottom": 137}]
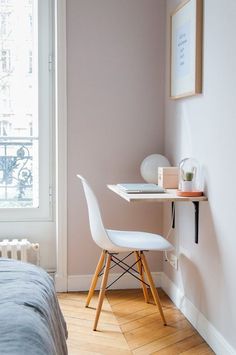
[{"left": 107, "top": 185, "right": 208, "bottom": 203}]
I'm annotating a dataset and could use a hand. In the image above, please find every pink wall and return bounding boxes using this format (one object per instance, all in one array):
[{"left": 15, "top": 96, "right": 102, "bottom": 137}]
[{"left": 67, "top": 0, "right": 166, "bottom": 276}]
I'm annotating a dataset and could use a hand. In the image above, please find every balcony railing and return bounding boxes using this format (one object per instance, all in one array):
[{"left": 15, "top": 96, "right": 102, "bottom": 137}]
[{"left": 0, "top": 137, "right": 38, "bottom": 207}]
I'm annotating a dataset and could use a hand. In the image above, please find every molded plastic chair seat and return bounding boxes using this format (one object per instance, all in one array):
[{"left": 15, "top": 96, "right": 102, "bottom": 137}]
[{"left": 106, "top": 229, "right": 173, "bottom": 252}]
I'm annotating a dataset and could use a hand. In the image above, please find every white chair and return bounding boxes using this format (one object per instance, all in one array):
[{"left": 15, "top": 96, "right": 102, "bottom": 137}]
[{"left": 77, "top": 174, "right": 174, "bottom": 331}]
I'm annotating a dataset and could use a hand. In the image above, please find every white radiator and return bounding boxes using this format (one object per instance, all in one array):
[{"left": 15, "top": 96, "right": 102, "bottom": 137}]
[{"left": 0, "top": 239, "right": 40, "bottom": 265}]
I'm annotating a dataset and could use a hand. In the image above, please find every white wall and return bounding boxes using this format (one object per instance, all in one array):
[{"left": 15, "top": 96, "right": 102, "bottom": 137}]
[
  {"left": 67, "top": 0, "right": 166, "bottom": 277},
  {"left": 165, "top": 0, "right": 236, "bottom": 351}
]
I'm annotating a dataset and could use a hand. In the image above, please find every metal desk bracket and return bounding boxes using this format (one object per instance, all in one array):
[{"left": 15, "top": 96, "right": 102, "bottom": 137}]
[
  {"left": 192, "top": 201, "right": 199, "bottom": 244},
  {"left": 171, "top": 201, "right": 200, "bottom": 244},
  {"left": 171, "top": 202, "right": 175, "bottom": 229}
]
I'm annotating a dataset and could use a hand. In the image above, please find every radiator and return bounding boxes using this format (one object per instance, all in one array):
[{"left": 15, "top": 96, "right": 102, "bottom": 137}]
[{"left": 0, "top": 239, "right": 40, "bottom": 265}]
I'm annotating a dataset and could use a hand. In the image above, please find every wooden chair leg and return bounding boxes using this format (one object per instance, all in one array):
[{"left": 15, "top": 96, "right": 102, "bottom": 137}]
[
  {"left": 85, "top": 250, "right": 106, "bottom": 307},
  {"left": 140, "top": 251, "right": 167, "bottom": 326},
  {"left": 93, "top": 253, "right": 112, "bottom": 331},
  {"left": 135, "top": 251, "right": 149, "bottom": 303}
]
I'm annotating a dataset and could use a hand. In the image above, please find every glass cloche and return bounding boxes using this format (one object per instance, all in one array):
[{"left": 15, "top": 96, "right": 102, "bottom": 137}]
[{"left": 177, "top": 158, "right": 203, "bottom": 196}]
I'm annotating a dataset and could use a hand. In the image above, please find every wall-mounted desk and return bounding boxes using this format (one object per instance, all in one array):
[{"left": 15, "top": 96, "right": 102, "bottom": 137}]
[{"left": 107, "top": 185, "right": 208, "bottom": 244}]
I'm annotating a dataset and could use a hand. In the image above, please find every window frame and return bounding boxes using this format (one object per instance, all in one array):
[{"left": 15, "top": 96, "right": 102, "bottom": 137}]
[{"left": 0, "top": 0, "right": 54, "bottom": 221}]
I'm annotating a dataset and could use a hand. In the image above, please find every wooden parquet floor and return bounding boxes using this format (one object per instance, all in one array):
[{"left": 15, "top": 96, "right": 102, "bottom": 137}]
[{"left": 58, "top": 289, "right": 215, "bottom": 355}]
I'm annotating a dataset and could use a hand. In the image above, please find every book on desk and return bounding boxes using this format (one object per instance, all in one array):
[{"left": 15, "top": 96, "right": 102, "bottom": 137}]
[{"left": 117, "top": 183, "right": 165, "bottom": 194}]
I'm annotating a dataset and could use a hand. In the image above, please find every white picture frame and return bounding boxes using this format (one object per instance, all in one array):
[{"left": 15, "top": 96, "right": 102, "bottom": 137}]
[{"left": 170, "top": 0, "right": 203, "bottom": 99}]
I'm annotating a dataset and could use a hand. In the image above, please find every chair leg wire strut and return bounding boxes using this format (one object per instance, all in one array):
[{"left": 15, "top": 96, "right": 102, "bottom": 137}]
[{"left": 86, "top": 250, "right": 167, "bottom": 331}]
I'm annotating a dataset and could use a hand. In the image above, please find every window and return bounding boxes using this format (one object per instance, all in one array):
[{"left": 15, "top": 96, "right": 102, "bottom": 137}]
[{"left": 0, "top": 0, "right": 53, "bottom": 220}]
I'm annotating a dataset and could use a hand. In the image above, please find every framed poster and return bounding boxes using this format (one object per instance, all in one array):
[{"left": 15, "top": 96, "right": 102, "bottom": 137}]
[{"left": 170, "top": 0, "right": 203, "bottom": 99}]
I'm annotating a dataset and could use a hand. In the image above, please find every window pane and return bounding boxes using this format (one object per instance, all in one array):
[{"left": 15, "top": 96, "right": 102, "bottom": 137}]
[{"left": 0, "top": 0, "right": 38, "bottom": 208}]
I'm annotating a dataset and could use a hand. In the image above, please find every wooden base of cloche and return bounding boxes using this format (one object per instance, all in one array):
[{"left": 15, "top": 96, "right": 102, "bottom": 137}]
[{"left": 176, "top": 190, "right": 203, "bottom": 197}]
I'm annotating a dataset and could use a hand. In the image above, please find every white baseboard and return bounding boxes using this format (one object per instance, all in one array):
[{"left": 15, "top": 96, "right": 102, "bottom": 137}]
[
  {"left": 67, "top": 271, "right": 162, "bottom": 292},
  {"left": 162, "top": 273, "right": 236, "bottom": 355}
]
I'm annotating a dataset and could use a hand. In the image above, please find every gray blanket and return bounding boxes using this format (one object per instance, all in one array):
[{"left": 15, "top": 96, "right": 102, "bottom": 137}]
[{"left": 0, "top": 258, "right": 68, "bottom": 355}]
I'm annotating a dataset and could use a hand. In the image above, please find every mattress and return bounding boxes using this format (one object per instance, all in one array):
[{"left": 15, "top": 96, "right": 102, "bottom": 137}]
[{"left": 0, "top": 258, "right": 68, "bottom": 355}]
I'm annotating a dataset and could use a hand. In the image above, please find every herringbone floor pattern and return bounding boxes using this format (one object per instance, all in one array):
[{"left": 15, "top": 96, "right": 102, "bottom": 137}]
[{"left": 58, "top": 289, "right": 214, "bottom": 355}]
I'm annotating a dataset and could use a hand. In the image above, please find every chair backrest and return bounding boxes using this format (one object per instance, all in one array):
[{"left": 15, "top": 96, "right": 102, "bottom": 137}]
[{"left": 77, "top": 175, "right": 115, "bottom": 250}]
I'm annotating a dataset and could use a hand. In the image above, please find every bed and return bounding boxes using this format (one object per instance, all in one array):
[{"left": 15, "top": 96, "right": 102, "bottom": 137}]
[{"left": 0, "top": 258, "right": 68, "bottom": 355}]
